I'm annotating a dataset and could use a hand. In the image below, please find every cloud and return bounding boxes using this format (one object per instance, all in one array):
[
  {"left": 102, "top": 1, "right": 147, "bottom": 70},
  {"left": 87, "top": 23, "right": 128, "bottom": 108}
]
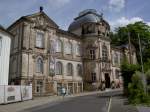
[
  {"left": 147, "top": 22, "right": 150, "bottom": 26},
  {"left": 110, "top": 17, "right": 144, "bottom": 31},
  {"left": 108, "top": 0, "right": 125, "bottom": 12},
  {"left": 48, "top": 0, "right": 70, "bottom": 8}
]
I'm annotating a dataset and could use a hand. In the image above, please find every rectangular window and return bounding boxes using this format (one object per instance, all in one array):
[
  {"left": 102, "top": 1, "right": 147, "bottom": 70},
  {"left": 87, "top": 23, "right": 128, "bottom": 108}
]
[
  {"left": 0, "top": 37, "right": 2, "bottom": 56},
  {"left": 115, "top": 70, "right": 120, "bottom": 79},
  {"left": 89, "top": 49, "right": 95, "bottom": 59},
  {"left": 36, "top": 32, "right": 44, "bottom": 48},
  {"left": 36, "top": 80, "right": 43, "bottom": 93},
  {"left": 91, "top": 73, "right": 96, "bottom": 82}
]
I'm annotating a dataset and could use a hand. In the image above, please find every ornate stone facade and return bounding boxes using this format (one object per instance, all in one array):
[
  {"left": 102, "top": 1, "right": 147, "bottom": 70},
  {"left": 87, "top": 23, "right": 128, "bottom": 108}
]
[{"left": 8, "top": 9, "right": 137, "bottom": 96}]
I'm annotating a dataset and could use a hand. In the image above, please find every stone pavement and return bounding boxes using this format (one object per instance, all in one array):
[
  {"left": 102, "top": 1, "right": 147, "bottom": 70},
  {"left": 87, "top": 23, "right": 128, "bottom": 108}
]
[{"left": 0, "top": 89, "right": 121, "bottom": 112}]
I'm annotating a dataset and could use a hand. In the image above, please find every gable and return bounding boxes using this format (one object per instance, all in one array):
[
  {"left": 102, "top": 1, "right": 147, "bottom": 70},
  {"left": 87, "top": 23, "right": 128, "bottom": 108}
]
[{"left": 24, "top": 12, "right": 59, "bottom": 29}]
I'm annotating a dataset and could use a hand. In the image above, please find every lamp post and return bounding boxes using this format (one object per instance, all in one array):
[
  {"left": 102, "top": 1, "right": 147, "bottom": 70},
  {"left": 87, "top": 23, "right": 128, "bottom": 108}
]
[{"left": 138, "top": 34, "right": 147, "bottom": 94}]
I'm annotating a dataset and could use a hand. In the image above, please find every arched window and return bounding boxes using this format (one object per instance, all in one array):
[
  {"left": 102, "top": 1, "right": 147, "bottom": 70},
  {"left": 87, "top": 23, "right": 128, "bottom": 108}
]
[
  {"left": 0, "top": 37, "right": 2, "bottom": 56},
  {"left": 56, "top": 61, "right": 63, "bottom": 75},
  {"left": 114, "top": 53, "right": 118, "bottom": 65},
  {"left": 36, "top": 32, "right": 44, "bottom": 48},
  {"left": 102, "top": 45, "right": 108, "bottom": 61},
  {"left": 36, "top": 57, "right": 43, "bottom": 73},
  {"left": 65, "top": 42, "right": 72, "bottom": 54},
  {"left": 77, "top": 64, "right": 82, "bottom": 76},
  {"left": 67, "top": 63, "right": 73, "bottom": 76},
  {"left": 56, "top": 39, "right": 63, "bottom": 52}
]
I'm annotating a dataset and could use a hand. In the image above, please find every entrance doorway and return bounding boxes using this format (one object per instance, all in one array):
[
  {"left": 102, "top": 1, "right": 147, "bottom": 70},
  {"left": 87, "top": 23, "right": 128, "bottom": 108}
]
[{"left": 105, "top": 73, "right": 110, "bottom": 88}]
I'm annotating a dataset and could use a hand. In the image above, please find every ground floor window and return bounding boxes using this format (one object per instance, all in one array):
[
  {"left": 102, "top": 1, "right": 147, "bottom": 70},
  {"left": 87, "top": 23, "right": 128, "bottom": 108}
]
[
  {"left": 115, "top": 70, "right": 120, "bottom": 79},
  {"left": 91, "top": 73, "right": 96, "bottom": 82},
  {"left": 36, "top": 80, "right": 43, "bottom": 94}
]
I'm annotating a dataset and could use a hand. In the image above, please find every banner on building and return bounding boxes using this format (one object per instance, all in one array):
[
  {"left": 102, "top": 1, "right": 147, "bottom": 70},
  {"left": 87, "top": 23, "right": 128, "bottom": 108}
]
[{"left": 0, "top": 85, "right": 32, "bottom": 104}]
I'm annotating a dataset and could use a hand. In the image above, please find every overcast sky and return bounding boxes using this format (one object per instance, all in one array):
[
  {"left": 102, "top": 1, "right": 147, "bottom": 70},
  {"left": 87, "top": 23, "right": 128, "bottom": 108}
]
[{"left": 0, "top": 0, "right": 150, "bottom": 31}]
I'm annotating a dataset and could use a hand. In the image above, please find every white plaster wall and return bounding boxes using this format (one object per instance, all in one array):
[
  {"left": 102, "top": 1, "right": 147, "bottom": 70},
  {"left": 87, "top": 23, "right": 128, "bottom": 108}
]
[{"left": 0, "top": 33, "right": 11, "bottom": 85}]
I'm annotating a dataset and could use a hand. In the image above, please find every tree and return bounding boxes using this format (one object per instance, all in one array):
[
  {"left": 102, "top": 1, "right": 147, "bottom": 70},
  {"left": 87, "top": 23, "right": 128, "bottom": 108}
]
[{"left": 111, "top": 21, "right": 150, "bottom": 63}]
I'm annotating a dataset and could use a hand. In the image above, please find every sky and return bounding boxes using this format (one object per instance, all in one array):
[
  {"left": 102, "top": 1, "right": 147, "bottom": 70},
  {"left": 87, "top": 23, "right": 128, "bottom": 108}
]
[{"left": 0, "top": 0, "right": 150, "bottom": 31}]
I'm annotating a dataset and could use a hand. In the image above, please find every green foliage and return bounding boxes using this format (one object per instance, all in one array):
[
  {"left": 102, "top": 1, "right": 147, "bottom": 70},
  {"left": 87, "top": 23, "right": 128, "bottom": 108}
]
[
  {"left": 146, "top": 69, "right": 150, "bottom": 94},
  {"left": 128, "top": 71, "right": 150, "bottom": 104},
  {"left": 121, "top": 60, "right": 139, "bottom": 95},
  {"left": 144, "top": 59, "right": 150, "bottom": 72},
  {"left": 111, "top": 21, "right": 150, "bottom": 63}
]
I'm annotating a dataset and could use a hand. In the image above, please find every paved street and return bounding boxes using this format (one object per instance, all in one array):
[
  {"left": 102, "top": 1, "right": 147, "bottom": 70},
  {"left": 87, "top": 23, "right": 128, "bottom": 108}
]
[
  {"left": 1, "top": 89, "right": 148, "bottom": 112},
  {"left": 22, "top": 94, "right": 109, "bottom": 112}
]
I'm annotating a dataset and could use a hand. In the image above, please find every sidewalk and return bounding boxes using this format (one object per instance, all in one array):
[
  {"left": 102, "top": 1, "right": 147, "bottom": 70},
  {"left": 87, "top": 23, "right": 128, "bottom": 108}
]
[
  {"left": 137, "top": 106, "right": 150, "bottom": 112},
  {"left": 0, "top": 89, "right": 121, "bottom": 112},
  {"left": 110, "top": 96, "right": 138, "bottom": 112}
]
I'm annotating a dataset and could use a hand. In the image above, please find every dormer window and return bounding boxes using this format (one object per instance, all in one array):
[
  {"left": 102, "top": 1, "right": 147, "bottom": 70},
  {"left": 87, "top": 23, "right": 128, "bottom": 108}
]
[{"left": 82, "top": 24, "right": 95, "bottom": 34}]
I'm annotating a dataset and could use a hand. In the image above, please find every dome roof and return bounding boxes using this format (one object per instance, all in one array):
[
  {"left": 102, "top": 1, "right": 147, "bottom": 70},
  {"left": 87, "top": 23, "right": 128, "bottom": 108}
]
[{"left": 68, "top": 9, "right": 103, "bottom": 31}]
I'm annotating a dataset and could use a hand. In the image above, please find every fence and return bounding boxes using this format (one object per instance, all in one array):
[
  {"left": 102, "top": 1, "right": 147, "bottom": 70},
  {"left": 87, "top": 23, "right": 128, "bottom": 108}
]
[{"left": 0, "top": 85, "right": 32, "bottom": 104}]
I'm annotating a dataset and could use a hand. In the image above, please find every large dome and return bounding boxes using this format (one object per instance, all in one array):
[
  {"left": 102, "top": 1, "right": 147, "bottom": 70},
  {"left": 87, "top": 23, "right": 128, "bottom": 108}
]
[{"left": 68, "top": 9, "right": 103, "bottom": 31}]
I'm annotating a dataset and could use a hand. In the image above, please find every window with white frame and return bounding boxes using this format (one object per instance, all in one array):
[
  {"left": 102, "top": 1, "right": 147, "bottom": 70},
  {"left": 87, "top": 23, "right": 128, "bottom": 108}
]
[
  {"left": 89, "top": 49, "right": 96, "bottom": 59},
  {"left": 91, "top": 73, "right": 96, "bottom": 82},
  {"left": 114, "top": 53, "right": 119, "bottom": 65},
  {"left": 36, "top": 32, "right": 44, "bottom": 48},
  {"left": 56, "top": 39, "right": 62, "bottom": 52},
  {"left": 14, "top": 29, "right": 19, "bottom": 49},
  {"left": 50, "top": 40, "right": 55, "bottom": 54},
  {"left": 77, "top": 64, "right": 82, "bottom": 76},
  {"left": 0, "top": 37, "right": 2, "bottom": 56},
  {"left": 67, "top": 63, "right": 73, "bottom": 76},
  {"left": 115, "top": 69, "right": 120, "bottom": 79},
  {"left": 65, "top": 42, "right": 72, "bottom": 54},
  {"left": 36, "top": 57, "right": 43, "bottom": 73},
  {"left": 36, "top": 80, "right": 43, "bottom": 93},
  {"left": 102, "top": 45, "right": 108, "bottom": 61},
  {"left": 76, "top": 44, "right": 81, "bottom": 56},
  {"left": 56, "top": 61, "right": 63, "bottom": 75}
]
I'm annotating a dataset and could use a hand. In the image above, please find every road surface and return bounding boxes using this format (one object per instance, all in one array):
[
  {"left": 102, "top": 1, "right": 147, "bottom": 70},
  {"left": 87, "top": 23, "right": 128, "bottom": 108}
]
[{"left": 22, "top": 94, "right": 109, "bottom": 112}]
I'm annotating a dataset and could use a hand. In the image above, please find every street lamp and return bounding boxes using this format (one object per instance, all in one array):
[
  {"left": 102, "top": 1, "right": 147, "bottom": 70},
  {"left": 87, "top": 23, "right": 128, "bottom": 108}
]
[{"left": 138, "top": 34, "right": 147, "bottom": 94}]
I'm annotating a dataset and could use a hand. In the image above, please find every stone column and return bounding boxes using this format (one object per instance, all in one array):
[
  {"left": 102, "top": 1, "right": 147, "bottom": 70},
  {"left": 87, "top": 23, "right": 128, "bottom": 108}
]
[
  {"left": 82, "top": 82, "right": 84, "bottom": 92},
  {"left": 72, "top": 82, "right": 75, "bottom": 94},
  {"left": 77, "top": 82, "right": 79, "bottom": 93},
  {"left": 66, "top": 82, "right": 68, "bottom": 95}
]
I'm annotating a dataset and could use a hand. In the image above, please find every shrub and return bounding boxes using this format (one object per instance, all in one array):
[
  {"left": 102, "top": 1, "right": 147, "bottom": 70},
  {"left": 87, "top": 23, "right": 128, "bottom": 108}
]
[
  {"left": 128, "top": 71, "right": 150, "bottom": 104},
  {"left": 121, "top": 61, "right": 139, "bottom": 95}
]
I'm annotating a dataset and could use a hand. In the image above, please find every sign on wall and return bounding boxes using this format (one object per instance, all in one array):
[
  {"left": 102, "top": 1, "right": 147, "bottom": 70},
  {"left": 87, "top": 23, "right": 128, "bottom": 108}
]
[
  {"left": 4, "top": 86, "right": 21, "bottom": 103},
  {"left": 0, "top": 85, "right": 32, "bottom": 104}
]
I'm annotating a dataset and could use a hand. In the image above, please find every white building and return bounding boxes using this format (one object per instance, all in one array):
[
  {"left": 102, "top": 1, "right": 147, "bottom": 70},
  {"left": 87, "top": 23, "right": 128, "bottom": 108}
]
[{"left": 0, "top": 25, "right": 12, "bottom": 85}]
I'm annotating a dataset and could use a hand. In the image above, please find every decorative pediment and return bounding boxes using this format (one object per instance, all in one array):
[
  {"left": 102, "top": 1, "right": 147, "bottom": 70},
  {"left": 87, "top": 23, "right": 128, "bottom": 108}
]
[
  {"left": 32, "top": 54, "right": 48, "bottom": 60},
  {"left": 86, "top": 44, "right": 98, "bottom": 49},
  {"left": 24, "top": 12, "right": 58, "bottom": 30}
]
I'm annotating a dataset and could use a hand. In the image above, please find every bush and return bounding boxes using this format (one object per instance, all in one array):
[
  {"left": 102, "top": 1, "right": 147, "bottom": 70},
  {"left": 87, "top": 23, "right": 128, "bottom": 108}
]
[
  {"left": 121, "top": 61, "right": 139, "bottom": 95},
  {"left": 146, "top": 69, "right": 150, "bottom": 95},
  {"left": 128, "top": 71, "right": 150, "bottom": 104}
]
